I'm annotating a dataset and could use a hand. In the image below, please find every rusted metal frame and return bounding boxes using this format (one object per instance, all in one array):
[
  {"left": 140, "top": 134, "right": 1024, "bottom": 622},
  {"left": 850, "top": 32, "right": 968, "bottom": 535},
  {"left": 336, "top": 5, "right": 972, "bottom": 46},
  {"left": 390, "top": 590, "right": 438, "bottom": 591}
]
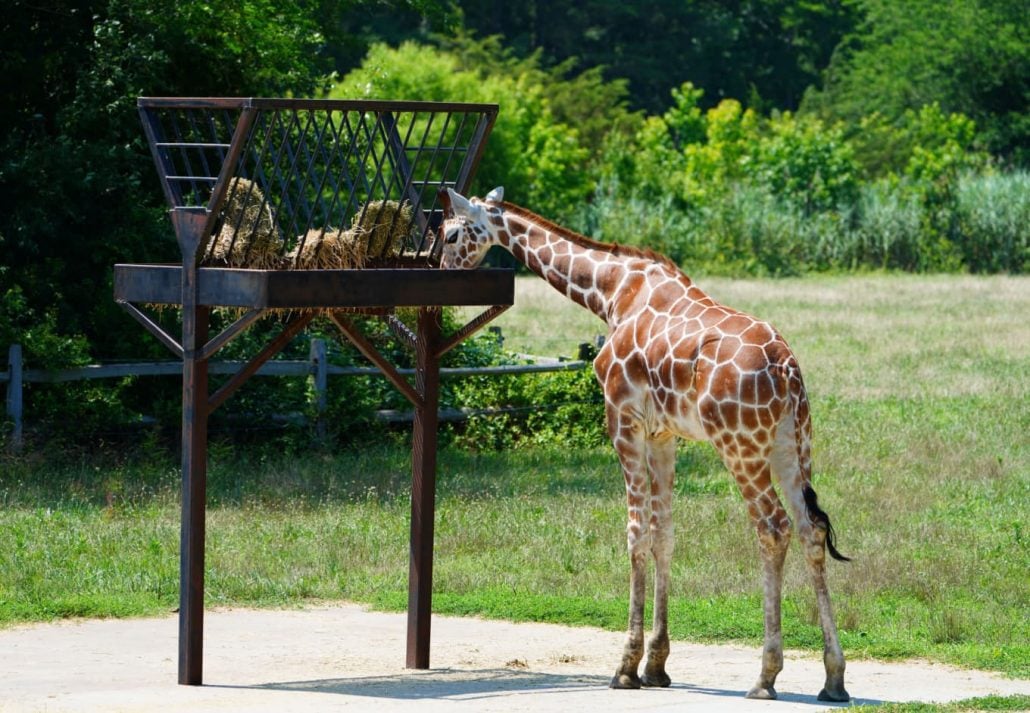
[
  {"left": 293, "top": 111, "right": 349, "bottom": 263},
  {"left": 436, "top": 304, "right": 511, "bottom": 359},
  {"left": 118, "top": 302, "right": 184, "bottom": 359},
  {"left": 206, "top": 311, "right": 315, "bottom": 414},
  {"left": 195, "top": 111, "right": 235, "bottom": 260},
  {"left": 399, "top": 114, "right": 440, "bottom": 258},
  {"left": 217, "top": 110, "right": 237, "bottom": 157},
  {"left": 372, "top": 111, "right": 419, "bottom": 247},
  {"left": 454, "top": 110, "right": 498, "bottom": 194},
  {"left": 328, "top": 312, "right": 422, "bottom": 408},
  {"left": 290, "top": 109, "right": 330, "bottom": 239},
  {"left": 139, "top": 105, "right": 183, "bottom": 208},
  {"left": 139, "top": 97, "right": 250, "bottom": 110},
  {"left": 292, "top": 109, "right": 337, "bottom": 246},
  {"left": 154, "top": 142, "right": 231, "bottom": 150},
  {"left": 139, "top": 97, "right": 500, "bottom": 115},
  {"left": 205, "top": 110, "right": 262, "bottom": 262},
  {"left": 184, "top": 111, "right": 215, "bottom": 184},
  {"left": 167, "top": 111, "right": 205, "bottom": 210},
  {"left": 276, "top": 106, "right": 315, "bottom": 239},
  {"left": 340, "top": 111, "right": 386, "bottom": 231},
  {"left": 198, "top": 106, "right": 259, "bottom": 261},
  {"left": 373, "top": 112, "right": 412, "bottom": 209},
  {"left": 196, "top": 308, "right": 267, "bottom": 361},
  {"left": 383, "top": 111, "right": 430, "bottom": 246},
  {"left": 351, "top": 110, "right": 396, "bottom": 231},
  {"left": 411, "top": 111, "right": 455, "bottom": 256},
  {"left": 274, "top": 109, "right": 319, "bottom": 241},
  {"left": 407, "top": 306, "right": 442, "bottom": 669},
  {"left": 259, "top": 110, "right": 301, "bottom": 255},
  {"left": 173, "top": 202, "right": 210, "bottom": 686},
  {"left": 422, "top": 112, "right": 472, "bottom": 262},
  {"left": 323, "top": 110, "right": 365, "bottom": 230},
  {"left": 250, "top": 98, "right": 499, "bottom": 114},
  {"left": 439, "top": 112, "right": 471, "bottom": 177},
  {"left": 112, "top": 265, "right": 516, "bottom": 309},
  {"left": 384, "top": 313, "right": 417, "bottom": 352},
  {"left": 178, "top": 303, "right": 209, "bottom": 686},
  {"left": 293, "top": 111, "right": 353, "bottom": 267}
]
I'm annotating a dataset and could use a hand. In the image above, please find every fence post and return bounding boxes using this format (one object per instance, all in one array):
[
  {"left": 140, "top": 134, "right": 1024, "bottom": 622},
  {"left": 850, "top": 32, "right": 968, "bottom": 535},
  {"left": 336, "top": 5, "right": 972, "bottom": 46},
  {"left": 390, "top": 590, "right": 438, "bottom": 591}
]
[
  {"left": 6, "top": 344, "right": 23, "bottom": 452},
  {"left": 309, "top": 338, "right": 328, "bottom": 439}
]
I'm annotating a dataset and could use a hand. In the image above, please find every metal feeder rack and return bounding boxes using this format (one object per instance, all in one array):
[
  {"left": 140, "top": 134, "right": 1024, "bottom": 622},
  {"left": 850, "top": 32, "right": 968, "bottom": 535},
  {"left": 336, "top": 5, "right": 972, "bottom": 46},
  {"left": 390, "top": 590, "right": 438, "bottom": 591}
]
[{"left": 114, "top": 98, "right": 514, "bottom": 685}]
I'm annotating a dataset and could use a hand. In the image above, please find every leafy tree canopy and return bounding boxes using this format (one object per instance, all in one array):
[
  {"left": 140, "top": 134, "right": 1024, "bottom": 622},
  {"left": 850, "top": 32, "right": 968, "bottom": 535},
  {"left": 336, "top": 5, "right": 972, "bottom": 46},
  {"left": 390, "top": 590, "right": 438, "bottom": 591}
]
[{"left": 802, "top": 0, "right": 1029, "bottom": 164}]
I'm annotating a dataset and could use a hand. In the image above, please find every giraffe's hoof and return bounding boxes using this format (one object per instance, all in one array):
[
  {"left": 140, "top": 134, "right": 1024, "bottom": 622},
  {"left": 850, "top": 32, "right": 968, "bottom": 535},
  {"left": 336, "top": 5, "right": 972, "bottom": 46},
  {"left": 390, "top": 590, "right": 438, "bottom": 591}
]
[
  {"left": 746, "top": 684, "right": 778, "bottom": 700},
  {"left": 641, "top": 669, "right": 671, "bottom": 688},
  {"left": 609, "top": 672, "right": 642, "bottom": 689},
  {"left": 818, "top": 686, "right": 850, "bottom": 702}
]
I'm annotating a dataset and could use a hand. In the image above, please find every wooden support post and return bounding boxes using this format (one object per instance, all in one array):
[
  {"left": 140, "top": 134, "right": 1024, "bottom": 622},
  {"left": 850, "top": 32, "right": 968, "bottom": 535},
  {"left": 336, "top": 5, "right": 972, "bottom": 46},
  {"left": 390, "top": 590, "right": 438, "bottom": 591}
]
[
  {"left": 407, "top": 307, "right": 441, "bottom": 669},
  {"left": 309, "top": 338, "right": 328, "bottom": 440},
  {"left": 179, "top": 305, "right": 209, "bottom": 686},
  {"left": 173, "top": 206, "right": 210, "bottom": 687},
  {"left": 6, "top": 344, "right": 23, "bottom": 452}
]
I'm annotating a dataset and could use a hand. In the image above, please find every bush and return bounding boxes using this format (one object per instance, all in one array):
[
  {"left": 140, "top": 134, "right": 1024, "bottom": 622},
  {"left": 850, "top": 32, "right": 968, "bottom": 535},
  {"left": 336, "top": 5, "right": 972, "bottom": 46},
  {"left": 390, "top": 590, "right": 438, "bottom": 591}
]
[
  {"left": 450, "top": 364, "right": 606, "bottom": 451},
  {"left": 331, "top": 41, "right": 591, "bottom": 220},
  {"left": 950, "top": 171, "right": 1030, "bottom": 273}
]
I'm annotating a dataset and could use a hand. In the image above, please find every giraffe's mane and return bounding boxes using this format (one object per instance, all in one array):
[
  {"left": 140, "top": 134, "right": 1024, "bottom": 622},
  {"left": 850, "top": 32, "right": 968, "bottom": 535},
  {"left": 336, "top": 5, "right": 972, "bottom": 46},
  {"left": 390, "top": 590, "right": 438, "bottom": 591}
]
[{"left": 500, "top": 202, "right": 683, "bottom": 274}]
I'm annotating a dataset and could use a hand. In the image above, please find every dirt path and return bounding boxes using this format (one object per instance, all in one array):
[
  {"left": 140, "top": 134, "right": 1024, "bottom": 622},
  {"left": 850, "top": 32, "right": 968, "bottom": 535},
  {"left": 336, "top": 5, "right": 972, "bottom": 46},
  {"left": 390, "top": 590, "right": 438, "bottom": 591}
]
[{"left": 1, "top": 604, "right": 1026, "bottom": 712}]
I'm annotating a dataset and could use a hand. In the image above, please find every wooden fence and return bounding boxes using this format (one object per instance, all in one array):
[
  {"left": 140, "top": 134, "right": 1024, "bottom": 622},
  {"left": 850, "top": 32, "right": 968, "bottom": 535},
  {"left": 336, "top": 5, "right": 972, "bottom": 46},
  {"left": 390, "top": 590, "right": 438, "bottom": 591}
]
[{"left": 3, "top": 339, "right": 591, "bottom": 450}]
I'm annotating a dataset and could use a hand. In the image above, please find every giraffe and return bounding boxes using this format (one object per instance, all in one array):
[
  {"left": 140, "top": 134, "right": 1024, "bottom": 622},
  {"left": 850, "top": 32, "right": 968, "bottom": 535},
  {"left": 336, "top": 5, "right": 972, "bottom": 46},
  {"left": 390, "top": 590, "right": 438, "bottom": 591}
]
[{"left": 437, "top": 186, "right": 850, "bottom": 702}]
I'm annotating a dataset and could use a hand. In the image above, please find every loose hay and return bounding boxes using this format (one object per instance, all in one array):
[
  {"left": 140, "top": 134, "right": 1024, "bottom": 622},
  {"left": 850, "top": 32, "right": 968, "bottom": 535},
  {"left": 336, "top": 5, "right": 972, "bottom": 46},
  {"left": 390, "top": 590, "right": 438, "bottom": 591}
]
[
  {"left": 206, "top": 178, "right": 282, "bottom": 267},
  {"left": 287, "top": 228, "right": 367, "bottom": 269},
  {"left": 204, "top": 186, "right": 413, "bottom": 270},
  {"left": 351, "top": 200, "right": 414, "bottom": 258}
]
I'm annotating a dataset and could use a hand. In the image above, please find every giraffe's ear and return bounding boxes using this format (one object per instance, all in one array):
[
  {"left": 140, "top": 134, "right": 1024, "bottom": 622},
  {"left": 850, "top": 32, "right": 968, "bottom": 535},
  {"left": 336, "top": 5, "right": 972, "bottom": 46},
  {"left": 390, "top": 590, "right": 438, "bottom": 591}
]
[
  {"left": 485, "top": 186, "right": 504, "bottom": 204},
  {"left": 446, "top": 187, "right": 474, "bottom": 216}
]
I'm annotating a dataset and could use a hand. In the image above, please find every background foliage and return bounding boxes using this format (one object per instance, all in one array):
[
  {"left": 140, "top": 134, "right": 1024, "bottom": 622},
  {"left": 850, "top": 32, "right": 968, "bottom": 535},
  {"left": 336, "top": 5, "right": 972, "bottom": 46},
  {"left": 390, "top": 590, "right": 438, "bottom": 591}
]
[{"left": 1, "top": 0, "right": 1027, "bottom": 443}]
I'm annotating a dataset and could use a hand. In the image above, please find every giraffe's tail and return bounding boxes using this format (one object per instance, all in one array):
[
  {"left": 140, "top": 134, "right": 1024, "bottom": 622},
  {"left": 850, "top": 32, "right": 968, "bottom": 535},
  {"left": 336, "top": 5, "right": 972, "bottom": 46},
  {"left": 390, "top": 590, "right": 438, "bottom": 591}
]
[
  {"left": 785, "top": 361, "right": 850, "bottom": 563},
  {"left": 802, "top": 484, "right": 851, "bottom": 562}
]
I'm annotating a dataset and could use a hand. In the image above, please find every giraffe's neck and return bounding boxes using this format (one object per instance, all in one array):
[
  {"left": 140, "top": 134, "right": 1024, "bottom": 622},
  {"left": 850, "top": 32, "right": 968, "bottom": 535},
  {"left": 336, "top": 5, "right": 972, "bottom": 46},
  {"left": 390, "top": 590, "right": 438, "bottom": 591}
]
[{"left": 496, "top": 209, "right": 627, "bottom": 323}]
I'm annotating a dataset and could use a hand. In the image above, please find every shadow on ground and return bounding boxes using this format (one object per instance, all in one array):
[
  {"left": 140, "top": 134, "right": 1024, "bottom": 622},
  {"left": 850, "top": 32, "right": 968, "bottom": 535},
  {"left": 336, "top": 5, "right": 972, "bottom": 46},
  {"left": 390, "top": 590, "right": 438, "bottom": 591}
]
[{"left": 213, "top": 668, "right": 883, "bottom": 708}]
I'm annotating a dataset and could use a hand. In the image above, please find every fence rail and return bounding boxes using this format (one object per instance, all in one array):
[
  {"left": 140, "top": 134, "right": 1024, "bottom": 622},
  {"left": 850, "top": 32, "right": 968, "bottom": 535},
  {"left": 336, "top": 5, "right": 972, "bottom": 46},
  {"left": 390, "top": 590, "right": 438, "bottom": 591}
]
[{"left": 3, "top": 339, "right": 590, "bottom": 449}]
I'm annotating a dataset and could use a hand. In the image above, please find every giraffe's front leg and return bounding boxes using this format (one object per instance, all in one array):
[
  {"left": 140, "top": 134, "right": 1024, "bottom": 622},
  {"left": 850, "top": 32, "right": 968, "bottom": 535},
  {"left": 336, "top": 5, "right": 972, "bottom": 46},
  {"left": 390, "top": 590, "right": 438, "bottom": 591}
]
[
  {"left": 611, "top": 543, "right": 648, "bottom": 689},
  {"left": 608, "top": 410, "right": 649, "bottom": 689},
  {"left": 642, "top": 435, "right": 676, "bottom": 688}
]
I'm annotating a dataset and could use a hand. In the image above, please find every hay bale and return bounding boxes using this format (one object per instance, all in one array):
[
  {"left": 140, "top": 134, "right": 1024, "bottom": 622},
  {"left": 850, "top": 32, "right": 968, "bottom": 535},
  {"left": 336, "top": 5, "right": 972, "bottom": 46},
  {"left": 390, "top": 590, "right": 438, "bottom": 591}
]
[
  {"left": 287, "top": 228, "right": 367, "bottom": 269},
  {"left": 350, "top": 200, "right": 414, "bottom": 258},
  {"left": 206, "top": 178, "right": 282, "bottom": 267}
]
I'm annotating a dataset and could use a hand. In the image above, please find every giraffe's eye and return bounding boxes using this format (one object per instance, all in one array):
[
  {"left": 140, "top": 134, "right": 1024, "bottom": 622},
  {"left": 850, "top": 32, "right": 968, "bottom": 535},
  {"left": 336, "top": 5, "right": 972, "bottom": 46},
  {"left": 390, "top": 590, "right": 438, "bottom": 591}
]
[{"left": 445, "top": 226, "right": 460, "bottom": 244}]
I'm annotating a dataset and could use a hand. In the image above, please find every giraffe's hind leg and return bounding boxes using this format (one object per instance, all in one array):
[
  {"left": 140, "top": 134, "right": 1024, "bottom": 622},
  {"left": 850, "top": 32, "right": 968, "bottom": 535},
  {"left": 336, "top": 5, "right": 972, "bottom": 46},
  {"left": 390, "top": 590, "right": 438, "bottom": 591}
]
[
  {"left": 710, "top": 428, "right": 791, "bottom": 700},
  {"left": 641, "top": 434, "right": 676, "bottom": 688},
  {"left": 769, "top": 413, "right": 850, "bottom": 702}
]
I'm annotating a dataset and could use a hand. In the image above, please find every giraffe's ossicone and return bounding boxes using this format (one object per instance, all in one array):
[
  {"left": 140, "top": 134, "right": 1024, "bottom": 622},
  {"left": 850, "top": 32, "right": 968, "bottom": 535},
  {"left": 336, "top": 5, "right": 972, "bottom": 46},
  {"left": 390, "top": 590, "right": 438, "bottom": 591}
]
[{"left": 438, "top": 186, "right": 851, "bottom": 702}]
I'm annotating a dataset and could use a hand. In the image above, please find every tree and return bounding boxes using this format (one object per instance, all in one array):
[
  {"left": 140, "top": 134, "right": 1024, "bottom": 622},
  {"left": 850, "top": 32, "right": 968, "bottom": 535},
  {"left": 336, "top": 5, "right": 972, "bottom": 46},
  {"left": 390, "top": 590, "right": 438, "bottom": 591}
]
[
  {"left": 803, "top": 0, "right": 1029, "bottom": 166},
  {"left": 454, "top": 0, "right": 860, "bottom": 113}
]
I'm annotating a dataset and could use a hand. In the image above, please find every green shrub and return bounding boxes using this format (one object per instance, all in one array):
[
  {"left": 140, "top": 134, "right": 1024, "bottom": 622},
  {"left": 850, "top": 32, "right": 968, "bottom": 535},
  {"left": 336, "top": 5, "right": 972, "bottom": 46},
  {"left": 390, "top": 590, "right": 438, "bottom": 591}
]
[
  {"left": 950, "top": 171, "right": 1030, "bottom": 273},
  {"left": 331, "top": 41, "right": 590, "bottom": 220},
  {"left": 450, "top": 365, "right": 605, "bottom": 451}
]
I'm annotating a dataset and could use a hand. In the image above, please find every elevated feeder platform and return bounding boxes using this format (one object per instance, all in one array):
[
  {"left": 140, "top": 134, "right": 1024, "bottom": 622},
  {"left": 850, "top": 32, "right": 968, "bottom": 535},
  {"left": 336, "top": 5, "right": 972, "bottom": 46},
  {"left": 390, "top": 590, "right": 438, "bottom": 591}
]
[{"left": 116, "top": 97, "right": 513, "bottom": 686}]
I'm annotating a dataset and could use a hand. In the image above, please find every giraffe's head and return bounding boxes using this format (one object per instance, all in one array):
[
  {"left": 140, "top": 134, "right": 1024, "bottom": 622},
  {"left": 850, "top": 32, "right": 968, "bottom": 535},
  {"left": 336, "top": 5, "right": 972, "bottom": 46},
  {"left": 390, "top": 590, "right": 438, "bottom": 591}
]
[{"left": 438, "top": 186, "right": 504, "bottom": 269}]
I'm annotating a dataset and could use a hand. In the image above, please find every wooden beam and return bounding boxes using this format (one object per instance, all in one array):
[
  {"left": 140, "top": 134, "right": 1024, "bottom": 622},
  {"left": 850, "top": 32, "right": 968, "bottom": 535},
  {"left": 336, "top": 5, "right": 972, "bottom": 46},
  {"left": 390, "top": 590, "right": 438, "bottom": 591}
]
[
  {"left": 207, "top": 312, "right": 315, "bottom": 413},
  {"left": 436, "top": 304, "right": 511, "bottom": 358},
  {"left": 328, "top": 312, "right": 422, "bottom": 408},
  {"left": 407, "top": 307, "right": 441, "bottom": 669}
]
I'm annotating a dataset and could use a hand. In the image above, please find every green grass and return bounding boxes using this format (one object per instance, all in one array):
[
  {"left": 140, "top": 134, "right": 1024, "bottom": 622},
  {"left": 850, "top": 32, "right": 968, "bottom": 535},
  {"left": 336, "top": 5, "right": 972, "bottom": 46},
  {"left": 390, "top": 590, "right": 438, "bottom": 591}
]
[
  {"left": 855, "top": 694, "right": 1030, "bottom": 712},
  {"left": 2, "top": 274, "right": 1028, "bottom": 681}
]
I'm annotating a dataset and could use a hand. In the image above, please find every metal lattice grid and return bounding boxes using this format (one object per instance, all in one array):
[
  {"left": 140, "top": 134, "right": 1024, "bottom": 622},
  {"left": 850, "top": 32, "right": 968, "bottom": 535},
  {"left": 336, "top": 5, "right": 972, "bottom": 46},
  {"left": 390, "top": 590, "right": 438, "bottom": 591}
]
[{"left": 139, "top": 98, "right": 498, "bottom": 266}]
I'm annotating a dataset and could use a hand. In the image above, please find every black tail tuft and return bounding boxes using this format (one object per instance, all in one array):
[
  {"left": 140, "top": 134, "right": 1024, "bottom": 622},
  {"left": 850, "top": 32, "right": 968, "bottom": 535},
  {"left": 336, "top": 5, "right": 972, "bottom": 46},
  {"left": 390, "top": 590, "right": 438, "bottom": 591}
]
[{"left": 803, "top": 485, "right": 851, "bottom": 562}]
